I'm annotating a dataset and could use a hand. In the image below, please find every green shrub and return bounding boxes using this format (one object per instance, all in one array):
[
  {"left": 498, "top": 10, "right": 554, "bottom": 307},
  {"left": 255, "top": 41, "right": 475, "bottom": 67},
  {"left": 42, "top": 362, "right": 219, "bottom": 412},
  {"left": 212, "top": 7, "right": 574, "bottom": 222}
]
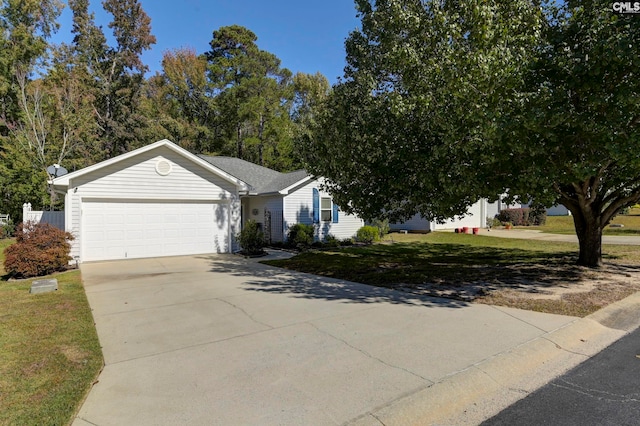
[
  {"left": 324, "top": 234, "right": 340, "bottom": 248},
  {"left": 356, "top": 225, "right": 380, "bottom": 244},
  {"left": 237, "top": 220, "right": 265, "bottom": 255},
  {"left": 529, "top": 206, "right": 547, "bottom": 226},
  {"left": 287, "top": 223, "right": 315, "bottom": 248},
  {"left": 4, "top": 222, "right": 73, "bottom": 278},
  {"left": 370, "top": 218, "right": 390, "bottom": 237},
  {"left": 0, "top": 217, "right": 15, "bottom": 239},
  {"left": 487, "top": 216, "right": 503, "bottom": 228},
  {"left": 340, "top": 238, "right": 354, "bottom": 246}
]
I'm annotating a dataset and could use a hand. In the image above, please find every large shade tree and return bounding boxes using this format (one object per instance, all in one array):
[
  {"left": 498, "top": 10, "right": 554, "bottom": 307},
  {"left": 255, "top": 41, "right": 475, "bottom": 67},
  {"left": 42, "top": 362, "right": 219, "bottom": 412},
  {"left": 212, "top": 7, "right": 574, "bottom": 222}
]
[
  {"left": 507, "top": 1, "right": 640, "bottom": 266},
  {"left": 302, "top": 0, "right": 639, "bottom": 267}
]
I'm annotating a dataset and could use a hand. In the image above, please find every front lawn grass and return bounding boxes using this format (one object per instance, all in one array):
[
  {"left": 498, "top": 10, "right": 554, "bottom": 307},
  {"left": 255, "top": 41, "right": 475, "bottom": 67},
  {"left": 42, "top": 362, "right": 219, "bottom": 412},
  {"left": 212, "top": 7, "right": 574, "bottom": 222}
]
[
  {"left": 264, "top": 232, "right": 640, "bottom": 317},
  {"left": 0, "top": 242, "right": 103, "bottom": 425},
  {"left": 535, "top": 208, "right": 640, "bottom": 235},
  {"left": 267, "top": 232, "right": 576, "bottom": 286}
]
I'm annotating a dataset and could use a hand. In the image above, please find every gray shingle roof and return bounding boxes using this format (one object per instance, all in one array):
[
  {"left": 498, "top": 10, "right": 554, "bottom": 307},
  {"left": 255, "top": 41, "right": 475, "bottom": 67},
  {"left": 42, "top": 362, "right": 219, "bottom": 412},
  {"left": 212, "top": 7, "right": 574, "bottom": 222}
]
[{"left": 199, "top": 155, "right": 310, "bottom": 194}]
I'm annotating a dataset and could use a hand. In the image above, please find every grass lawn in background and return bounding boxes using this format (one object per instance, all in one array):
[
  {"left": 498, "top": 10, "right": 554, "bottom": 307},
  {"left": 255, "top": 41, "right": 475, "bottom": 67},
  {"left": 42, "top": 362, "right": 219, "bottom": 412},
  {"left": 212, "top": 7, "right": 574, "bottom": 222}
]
[
  {"left": 534, "top": 207, "right": 640, "bottom": 235},
  {"left": 0, "top": 239, "right": 103, "bottom": 425},
  {"left": 264, "top": 232, "right": 640, "bottom": 317}
]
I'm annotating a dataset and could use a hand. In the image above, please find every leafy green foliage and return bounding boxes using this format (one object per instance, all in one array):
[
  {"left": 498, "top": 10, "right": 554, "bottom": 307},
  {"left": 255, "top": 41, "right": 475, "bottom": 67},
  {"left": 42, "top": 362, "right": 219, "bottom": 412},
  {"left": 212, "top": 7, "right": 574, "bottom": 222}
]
[
  {"left": 3, "top": 222, "right": 73, "bottom": 278},
  {"left": 286, "top": 223, "right": 315, "bottom": 248},
  {"left": 303, "top": 0, "right": 639, "bottom": 267},
  {"left": 69, "top": 0, "right": 156, "bottom": 158},
  {"left": 237, "top": 219, "right": 265, "bottom": 255},
  {"left": 0, "top": 1, "right": 330, "bottom": 223},
  {"left": 304, "top": 0, "right": 541, "bottom": 223},
  {"left": 1, "top": 217, "right": 15, "bottom": 238},
  {"left": 370, "top": 218, "right": 390, "bottom": 237},
  {"left": 206, "top": 25, "right": 294, "bottom": 168},
  {"left": 356, "top": 225, "right": 380, "bottom": 244}
]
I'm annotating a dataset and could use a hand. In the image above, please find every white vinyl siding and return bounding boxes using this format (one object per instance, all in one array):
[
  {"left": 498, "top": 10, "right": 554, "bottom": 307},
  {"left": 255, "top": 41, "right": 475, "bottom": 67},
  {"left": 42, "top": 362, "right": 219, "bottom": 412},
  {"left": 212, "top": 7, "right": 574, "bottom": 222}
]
[
  {"left": 82, "top": 200, "right": 229, "bottom": 261},
  {"left": 433, "top": 200, "right": 485, "bottom": 230},
  {"left": 391, "top": 199, "right": 504, "bottom": 231},
  {"left": 283, "top": 179, "right": 364, "bottom": 241},
  {"left": 66, "top": 146, "right": 241, "bottom": 261}
]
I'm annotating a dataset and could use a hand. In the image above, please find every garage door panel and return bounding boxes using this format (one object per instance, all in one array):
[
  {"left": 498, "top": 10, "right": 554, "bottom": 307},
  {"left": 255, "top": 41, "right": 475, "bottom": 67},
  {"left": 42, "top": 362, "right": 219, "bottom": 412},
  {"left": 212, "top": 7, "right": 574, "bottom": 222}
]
[{"left": 83, "top": 201, "right": 228, "bottom": 261}]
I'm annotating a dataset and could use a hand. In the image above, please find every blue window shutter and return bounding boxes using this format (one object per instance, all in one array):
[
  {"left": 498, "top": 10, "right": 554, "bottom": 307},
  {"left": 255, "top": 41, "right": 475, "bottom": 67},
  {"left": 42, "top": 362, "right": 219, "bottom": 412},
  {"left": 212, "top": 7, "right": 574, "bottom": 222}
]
[
  {"left": 312, "top": 188, "right": 320, "bottom": 223},
  {"left": 332, "top": 203, "right": 339, "bottom": 223}
]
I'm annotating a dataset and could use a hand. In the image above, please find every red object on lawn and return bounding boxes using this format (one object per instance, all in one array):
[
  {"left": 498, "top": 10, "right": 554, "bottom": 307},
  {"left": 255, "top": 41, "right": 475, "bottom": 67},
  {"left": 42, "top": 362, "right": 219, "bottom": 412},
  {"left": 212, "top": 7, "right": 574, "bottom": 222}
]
[
  {"left": 472, "top": 227, "right": 479, "bottom": 235},
  {"left": 462, "top": 227, "right": 469, "bottom": 234}
]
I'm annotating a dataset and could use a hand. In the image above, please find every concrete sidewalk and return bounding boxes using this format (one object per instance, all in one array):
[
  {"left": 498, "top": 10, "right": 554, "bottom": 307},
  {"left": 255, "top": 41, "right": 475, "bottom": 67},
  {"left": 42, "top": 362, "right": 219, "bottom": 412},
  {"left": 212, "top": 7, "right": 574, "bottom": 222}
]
[
  {"left": 472, "top": 228, "right": 640, "bottom": 245},
  {"left": 72, "top": 253, "right": 640, "bottom": 426}
]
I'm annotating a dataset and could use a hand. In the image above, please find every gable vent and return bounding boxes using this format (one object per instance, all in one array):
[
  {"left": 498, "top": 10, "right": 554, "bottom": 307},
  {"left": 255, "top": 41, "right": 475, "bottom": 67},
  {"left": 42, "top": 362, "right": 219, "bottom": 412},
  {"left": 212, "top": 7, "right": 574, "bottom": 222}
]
[{"left": 155, "top": 159, "right": 172, "bottom": 176}]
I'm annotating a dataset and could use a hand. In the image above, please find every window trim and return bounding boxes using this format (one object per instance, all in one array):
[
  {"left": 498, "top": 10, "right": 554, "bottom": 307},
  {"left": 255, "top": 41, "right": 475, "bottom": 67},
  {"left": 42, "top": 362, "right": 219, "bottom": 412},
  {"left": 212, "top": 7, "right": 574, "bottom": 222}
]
[{"left": 321, "top": 197, "right": 332, "bottom": 222}]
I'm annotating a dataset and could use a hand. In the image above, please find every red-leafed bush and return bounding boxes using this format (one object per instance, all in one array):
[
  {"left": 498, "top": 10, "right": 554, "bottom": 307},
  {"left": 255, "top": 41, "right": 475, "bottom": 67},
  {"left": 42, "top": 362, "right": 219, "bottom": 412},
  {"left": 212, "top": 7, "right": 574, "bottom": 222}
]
[
  {"left": 497, "top": 208, "right": 529, "bottom": 226},
  {"left": 4, "top": 222, "right": 74, "bottom": 278},
  {"left": 496, "top": 207, "right": 547, "bottom": 226}
]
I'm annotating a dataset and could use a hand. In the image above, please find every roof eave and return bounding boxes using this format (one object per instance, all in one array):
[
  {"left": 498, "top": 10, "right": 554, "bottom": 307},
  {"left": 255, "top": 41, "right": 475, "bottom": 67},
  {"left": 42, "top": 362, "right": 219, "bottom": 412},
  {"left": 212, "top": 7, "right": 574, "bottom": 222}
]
[
  {"left": 51, "top": 139, "right": 251, "bottom": 192},
  {"left": 278, "top": 175, "right": 313, "bottom": 195}
]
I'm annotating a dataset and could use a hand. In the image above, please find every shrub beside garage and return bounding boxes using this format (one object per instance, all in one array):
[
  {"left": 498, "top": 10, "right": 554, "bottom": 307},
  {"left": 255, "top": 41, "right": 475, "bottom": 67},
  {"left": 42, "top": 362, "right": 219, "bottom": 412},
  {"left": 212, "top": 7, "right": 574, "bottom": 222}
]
[{"left": 3, "top": 222, "right": 73, "bottom": 278}]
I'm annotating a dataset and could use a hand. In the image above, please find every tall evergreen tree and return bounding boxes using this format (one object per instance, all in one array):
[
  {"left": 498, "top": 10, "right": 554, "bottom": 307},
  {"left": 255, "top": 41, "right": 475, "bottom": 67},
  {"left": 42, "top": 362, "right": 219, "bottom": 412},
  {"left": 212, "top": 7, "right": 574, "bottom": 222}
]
[
  {"left": 69, "top": 0, "right": 155, "bottom": 158},
  {"left": 206, "top": 25, "right": 293, "bottom": 168}
]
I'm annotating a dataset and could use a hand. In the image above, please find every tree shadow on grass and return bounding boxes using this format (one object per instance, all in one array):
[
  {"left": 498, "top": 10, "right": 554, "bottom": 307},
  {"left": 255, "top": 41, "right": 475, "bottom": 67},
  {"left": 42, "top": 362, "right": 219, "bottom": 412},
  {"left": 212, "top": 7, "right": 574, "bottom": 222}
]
[
  {"left": 256, "top": 242, "right": 629, "bottom": 301},
  {"left": 196, "top": 252, "right": 469, "bottom": 309}
]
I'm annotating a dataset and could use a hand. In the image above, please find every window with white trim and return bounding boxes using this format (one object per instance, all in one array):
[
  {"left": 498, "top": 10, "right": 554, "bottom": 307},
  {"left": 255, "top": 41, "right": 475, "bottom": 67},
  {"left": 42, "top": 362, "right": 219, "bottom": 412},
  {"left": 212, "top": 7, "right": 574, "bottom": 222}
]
[{"left": 321, "top": 197, "right": 332, "bottom": 221}]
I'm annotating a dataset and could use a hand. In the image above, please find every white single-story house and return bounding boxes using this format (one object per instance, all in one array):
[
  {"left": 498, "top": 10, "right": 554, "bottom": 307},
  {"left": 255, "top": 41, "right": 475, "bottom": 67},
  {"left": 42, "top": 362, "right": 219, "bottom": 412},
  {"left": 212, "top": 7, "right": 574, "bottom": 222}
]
[
  {"left": 198, "top": 155, "right": 364, "bottom": 245},
  {"left": 50, "top": 139, "right": 364, "bottom": 263},
  {"left": 389, "top": 198, "right": 520, "bottom": 232}
]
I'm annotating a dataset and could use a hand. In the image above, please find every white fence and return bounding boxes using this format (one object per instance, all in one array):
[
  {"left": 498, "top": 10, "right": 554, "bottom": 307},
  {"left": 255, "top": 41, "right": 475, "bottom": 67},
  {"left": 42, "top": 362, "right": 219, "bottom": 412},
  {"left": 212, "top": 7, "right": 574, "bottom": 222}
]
[{"left": 22, "top": 203, "right": 65, "bottom": 230}]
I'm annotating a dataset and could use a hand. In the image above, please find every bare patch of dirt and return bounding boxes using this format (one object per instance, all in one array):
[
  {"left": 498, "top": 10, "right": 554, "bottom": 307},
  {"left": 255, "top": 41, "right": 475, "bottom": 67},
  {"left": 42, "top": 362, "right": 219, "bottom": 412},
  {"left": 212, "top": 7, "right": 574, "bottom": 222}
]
[
  {"left": 59, "top": 345, "right": 90, "bottom": 364},
  {"left": 395, "top": 262, "right": 640, "bottom": 317}
]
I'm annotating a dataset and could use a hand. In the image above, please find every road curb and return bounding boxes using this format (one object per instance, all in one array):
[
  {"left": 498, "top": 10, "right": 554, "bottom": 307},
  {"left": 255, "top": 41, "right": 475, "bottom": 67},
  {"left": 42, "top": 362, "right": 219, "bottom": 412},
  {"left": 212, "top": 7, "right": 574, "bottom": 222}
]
[{"left": 347, "top": 291, "right": 640, "bottom": 426}]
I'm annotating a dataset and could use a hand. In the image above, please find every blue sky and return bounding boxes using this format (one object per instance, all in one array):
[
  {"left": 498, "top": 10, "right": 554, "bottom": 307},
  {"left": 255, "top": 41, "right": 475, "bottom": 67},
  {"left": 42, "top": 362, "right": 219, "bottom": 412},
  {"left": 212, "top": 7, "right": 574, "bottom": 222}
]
[{"left": 51, "top": 0, "right": 361, "bottom": 84}]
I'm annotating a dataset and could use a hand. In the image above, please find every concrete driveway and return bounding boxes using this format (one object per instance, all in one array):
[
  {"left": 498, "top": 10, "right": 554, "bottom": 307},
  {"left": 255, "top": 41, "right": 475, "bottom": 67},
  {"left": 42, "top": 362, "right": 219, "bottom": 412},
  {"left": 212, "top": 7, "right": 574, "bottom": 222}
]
[{"left": 73, "top": 253, "right": 627, "bottom": 425}]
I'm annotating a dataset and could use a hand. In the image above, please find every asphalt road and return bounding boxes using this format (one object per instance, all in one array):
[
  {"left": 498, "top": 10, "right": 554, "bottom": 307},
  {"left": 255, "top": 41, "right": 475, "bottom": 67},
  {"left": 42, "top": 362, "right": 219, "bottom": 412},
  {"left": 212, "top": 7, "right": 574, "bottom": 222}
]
[{"left": 482, "top": 326, "right": 640, "bottom": 426}]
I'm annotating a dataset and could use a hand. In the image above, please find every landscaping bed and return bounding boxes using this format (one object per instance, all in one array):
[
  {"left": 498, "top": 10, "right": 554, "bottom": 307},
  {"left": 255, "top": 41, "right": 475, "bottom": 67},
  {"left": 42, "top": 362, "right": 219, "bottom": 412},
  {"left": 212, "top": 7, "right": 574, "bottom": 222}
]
[{"left": 263, "top": 232, "right": 640, "bottom": 317}]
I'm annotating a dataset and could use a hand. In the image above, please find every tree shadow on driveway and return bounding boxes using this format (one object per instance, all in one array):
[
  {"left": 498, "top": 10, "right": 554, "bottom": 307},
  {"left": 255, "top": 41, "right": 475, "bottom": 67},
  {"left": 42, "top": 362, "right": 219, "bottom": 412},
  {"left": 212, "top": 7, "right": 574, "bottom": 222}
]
[{"left": 197, "top": 253, "right": 469, "bottom": 309}]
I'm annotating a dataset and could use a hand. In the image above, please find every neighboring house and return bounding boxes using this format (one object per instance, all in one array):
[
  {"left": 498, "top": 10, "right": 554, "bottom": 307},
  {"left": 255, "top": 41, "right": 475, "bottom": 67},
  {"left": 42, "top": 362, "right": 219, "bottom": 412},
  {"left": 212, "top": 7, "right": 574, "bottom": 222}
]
[
  {"left": 199, "top": 155, "right": 364, "bottom": 244},
  {"left": 546, "top": 205, "right": 570, "bottom": 216},
  {"left": 520, "top": 202, "right": 571, "bottom": 216},
  {"left": 389, "top": 198, "right": 521, "bottom": 232},
  {"left": 50, "top": 139, "right": 363, "bottom": 263}
]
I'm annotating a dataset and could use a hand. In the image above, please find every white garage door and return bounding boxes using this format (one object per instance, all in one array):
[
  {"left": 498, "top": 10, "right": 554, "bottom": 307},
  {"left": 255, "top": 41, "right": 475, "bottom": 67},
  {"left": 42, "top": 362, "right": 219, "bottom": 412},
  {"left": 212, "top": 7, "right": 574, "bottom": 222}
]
[{"left": 82, "top": 200, "right": 229, "bottom": 261}]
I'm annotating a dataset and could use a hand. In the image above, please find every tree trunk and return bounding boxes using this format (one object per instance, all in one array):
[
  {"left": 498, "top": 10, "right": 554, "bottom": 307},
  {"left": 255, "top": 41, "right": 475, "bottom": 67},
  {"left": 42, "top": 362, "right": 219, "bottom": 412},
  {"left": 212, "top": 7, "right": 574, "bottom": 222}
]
[
  {"left": 572, "top": 208, "right": 603, "bottom": 268},
  {"left": 258, "top": 113, "right": 264, "bottom": 166},
  {"left": 236, "top": 125, "right": 243, "bottom": 159}
]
